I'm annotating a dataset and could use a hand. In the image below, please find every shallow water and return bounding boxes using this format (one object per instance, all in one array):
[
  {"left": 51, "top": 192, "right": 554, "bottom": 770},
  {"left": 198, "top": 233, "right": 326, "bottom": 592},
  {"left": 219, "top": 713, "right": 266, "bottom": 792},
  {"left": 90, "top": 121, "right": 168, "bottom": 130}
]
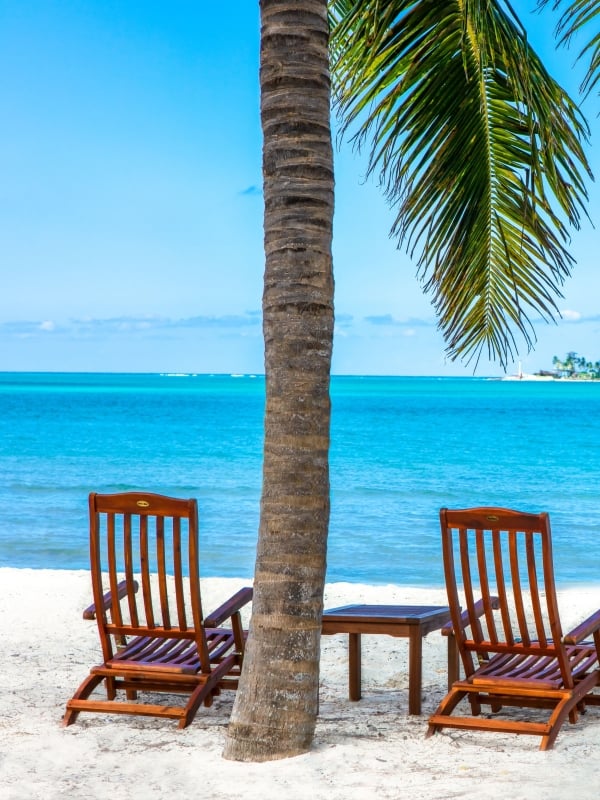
[{"left": 1, "top": 372, "right": 599, "bottom": 585}]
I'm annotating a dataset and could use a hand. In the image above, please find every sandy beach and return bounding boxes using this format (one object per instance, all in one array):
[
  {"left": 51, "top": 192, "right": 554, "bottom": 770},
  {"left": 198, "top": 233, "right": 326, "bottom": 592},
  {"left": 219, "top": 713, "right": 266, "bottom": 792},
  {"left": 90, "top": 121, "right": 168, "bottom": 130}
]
[{"left": 2, "top": 567, "right": 600, "bottom": 800}]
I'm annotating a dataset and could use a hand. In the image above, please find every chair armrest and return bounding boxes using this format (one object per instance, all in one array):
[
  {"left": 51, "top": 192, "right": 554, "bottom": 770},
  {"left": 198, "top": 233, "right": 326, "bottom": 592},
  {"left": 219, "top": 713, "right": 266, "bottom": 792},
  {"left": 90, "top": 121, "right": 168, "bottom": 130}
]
[
  {"left": 564, "top": 609, "right": 600, "bottom": 645},
  {"left": 82, "top": 579, "right": 138, "bottom": 620},
  {"left": 441, "top": 596, "right": 500, "bottom": 636},
  {"left": 204, "top": 586, "right": 253, "bottom": 628}
]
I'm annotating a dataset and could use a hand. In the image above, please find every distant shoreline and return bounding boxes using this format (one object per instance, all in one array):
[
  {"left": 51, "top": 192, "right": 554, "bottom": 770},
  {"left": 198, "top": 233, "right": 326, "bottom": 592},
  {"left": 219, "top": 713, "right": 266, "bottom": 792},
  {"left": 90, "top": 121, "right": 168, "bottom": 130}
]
[{"left": 502, "top": 373, "right": 600, "bottom": 382}]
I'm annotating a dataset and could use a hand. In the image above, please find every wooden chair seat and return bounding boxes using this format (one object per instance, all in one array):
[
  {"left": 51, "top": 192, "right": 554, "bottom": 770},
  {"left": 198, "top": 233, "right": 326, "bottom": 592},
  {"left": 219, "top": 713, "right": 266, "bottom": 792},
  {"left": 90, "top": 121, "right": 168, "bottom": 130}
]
[
  {"left": 63, "top": 492, "right": 252, "bottom": 728},
  {"left": 103, "top": 627, "right": 236, "bottom": 674},
  {"left": 469, "top": 644, "right": 599, "bottom": 690},
  {"left": 427, "top": 507, "right": 600, "bottom": 750}
]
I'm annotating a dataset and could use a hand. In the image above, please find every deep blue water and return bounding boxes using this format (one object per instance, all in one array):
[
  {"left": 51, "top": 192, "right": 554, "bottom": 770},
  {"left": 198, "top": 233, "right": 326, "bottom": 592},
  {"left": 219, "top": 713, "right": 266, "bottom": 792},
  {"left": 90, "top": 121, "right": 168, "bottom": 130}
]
[{"left": 1, "top": 372, "right": 599, "bottom": 586}]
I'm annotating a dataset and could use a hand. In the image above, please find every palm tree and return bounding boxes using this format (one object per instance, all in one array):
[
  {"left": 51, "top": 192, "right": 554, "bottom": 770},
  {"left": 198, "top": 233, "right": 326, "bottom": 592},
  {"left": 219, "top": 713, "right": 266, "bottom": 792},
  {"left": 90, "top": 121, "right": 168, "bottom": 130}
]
[
  {"left": 564, "top": 350, "right": 579, "bottom": 375},
  {"left": 223, "top": 0, "right": 334, "bottom": 761},
  {"left": 552, "top": 354, "right": 565, "bottom": 373},
  {"left": 224, "top": 0, "right": 591, "bottom": 762}
]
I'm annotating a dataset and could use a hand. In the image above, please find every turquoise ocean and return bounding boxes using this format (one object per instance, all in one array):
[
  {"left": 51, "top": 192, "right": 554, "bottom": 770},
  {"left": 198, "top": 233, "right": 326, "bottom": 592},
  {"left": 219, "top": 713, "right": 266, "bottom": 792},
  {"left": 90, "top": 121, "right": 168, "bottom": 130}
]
[{"left": 1, "top": 372, "right": 599, "bottom": 587}]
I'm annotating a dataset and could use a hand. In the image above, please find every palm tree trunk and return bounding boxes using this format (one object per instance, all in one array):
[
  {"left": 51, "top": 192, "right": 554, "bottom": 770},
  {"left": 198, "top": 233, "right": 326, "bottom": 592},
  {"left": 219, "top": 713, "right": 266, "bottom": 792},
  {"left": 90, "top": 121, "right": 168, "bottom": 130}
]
[{"left": 223, "top": 0, "right": 334, "bottom": 762}]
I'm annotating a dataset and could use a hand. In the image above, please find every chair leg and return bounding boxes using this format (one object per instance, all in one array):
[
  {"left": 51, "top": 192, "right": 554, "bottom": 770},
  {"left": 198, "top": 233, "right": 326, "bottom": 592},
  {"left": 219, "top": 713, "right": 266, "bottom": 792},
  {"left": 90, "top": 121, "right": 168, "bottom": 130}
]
[
  {"left": 426, "top": 686, "right": 469, "bottom": 737},
  {"left": 540, "top": 696, "right": 578, "bottom": 751},
  {"left": 123, "top": 676, "right": 142, "bottom": 701},
  {"left": 105, "top": 676, "right": 117, "bottom": 700},
  {"left": 178, "top": 676, "right": 218, "bottom": 729},
  {"left": 541, "top": 679, "right": 600, "bottom": 750},
  {"left": 490, "top": 698, "right": 503, "bottom": 713},
  {"left": 467, "top": 694, "right": 483, "bottom": 715},
  {"left": 63, "top": 673, "right": 105, "bottom": 726},
  {"left": 179, "top": 656, "right": 239, "bottom": 729}
]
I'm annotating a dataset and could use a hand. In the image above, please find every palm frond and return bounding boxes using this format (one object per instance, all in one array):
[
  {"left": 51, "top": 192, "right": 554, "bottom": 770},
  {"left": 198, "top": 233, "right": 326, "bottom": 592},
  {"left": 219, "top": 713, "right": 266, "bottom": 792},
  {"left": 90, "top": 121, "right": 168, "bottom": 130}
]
[
  {"left": 330, "top": 0, "right": 592, "bottom": 368},
  {"left": 537, "top": 0, "right": 600, "bottom": 97}
]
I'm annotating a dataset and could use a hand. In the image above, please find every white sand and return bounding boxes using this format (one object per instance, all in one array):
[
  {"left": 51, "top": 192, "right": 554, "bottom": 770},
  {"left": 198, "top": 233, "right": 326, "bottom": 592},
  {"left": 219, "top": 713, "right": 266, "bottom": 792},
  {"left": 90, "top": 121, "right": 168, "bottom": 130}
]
[{"left": 1, "top": 567, "right": 600, "bottom": 800}]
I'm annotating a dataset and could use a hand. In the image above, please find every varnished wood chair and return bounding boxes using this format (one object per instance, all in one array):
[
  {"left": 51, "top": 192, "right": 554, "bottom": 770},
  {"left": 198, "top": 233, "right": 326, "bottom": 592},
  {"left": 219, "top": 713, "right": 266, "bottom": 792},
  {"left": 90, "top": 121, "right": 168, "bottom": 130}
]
[
  {"left": 427, "top": 507, "right": 600, "bottom": 750},
  {"left": 63, "top": 492, "right": 252, "bottom": 728}
]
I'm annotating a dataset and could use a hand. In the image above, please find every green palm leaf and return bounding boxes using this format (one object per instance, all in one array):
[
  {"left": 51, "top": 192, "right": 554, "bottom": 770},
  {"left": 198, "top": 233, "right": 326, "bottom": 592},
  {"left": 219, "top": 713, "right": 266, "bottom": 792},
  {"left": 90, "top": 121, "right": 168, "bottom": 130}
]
[
  {"left": 330, "top": 0, "right": 592, "bottom": 368},
  {"left": 538, "top": 0, "right": 600, "bottom": 97}
]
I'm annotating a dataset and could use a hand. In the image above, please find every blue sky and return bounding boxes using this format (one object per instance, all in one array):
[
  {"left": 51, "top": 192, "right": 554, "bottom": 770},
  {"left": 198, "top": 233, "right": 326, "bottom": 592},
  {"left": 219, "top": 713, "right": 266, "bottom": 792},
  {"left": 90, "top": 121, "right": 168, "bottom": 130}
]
[{"left": 1, "top": 1, "right": 598, "bottom": 376}]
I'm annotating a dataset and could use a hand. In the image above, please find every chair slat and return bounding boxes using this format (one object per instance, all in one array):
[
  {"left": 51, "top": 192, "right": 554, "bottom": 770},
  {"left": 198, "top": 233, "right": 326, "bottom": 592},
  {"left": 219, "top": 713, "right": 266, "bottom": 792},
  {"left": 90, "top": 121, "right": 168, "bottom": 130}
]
[
  {"left": 541, "top": 524, "right": 564, "bottom": 649},
  {"left": 526, "top": 532, "right": 547, "bottom": 646},
  {"left": 492, "top": 529, "right": 514, "bottom": 646},
  {"left": 139, "top": 514, "right": 155, "bottom": 628},
  {"left": 107, "top": 513, "right": 123, "bottom": 629},
  {"left": 123, "top": 513, "right": 139, "bottom": 627},
  {"left": 172, "top": 517, "right": 188, "bottom": 630},
  {"left": 509, "top": 530, "right": 530, "bottom": 646},
  {"left": 156, "top": 516, "right": 171, "bottom": 629},
  {"left": 459, "top": 528, "right": 482, "bottom": 644},
  {"left": 476, "top": 528, "right": 498, "bottom": 645}
]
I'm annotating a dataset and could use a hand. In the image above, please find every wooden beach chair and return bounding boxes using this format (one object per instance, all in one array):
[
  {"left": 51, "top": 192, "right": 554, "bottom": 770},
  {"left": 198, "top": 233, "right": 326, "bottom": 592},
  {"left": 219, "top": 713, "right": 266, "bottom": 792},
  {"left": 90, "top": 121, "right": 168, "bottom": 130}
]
[
  {"left": 427, "top": 507, "right": 600, "bottom": 750},
  {"left": 63, "top": 491, "right": 252, "bottom": 728}
]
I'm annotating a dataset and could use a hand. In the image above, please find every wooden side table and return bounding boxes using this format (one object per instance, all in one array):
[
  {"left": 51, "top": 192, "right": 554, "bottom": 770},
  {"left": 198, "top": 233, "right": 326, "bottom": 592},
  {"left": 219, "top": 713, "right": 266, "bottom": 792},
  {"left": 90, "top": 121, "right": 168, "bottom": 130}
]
[{"left": 321, "top": 603, "right": 457, "bottom": 715}]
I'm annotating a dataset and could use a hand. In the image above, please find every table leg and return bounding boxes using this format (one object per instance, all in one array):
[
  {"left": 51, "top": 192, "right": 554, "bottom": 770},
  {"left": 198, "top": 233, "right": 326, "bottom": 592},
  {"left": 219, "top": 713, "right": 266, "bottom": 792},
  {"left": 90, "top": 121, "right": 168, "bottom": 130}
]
[
  {"left": 348, "top": 632, "right": 361, "bottom": 701},
  {"left": 408, "top": 629, "right": 422, "bottom": 715}
]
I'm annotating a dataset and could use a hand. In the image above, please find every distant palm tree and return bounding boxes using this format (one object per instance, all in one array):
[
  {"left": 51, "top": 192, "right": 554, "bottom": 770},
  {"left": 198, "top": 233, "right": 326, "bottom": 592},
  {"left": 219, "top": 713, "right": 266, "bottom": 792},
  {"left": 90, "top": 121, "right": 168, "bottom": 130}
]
[
  {"left": 552, "top": 354, "right": 565, "bottom": 375},
  {"left": 564, "top": 350, "right": 579, "bottom": 375},
  {"left": 551, "top": 351, "right": 600, "bottom": 377}
]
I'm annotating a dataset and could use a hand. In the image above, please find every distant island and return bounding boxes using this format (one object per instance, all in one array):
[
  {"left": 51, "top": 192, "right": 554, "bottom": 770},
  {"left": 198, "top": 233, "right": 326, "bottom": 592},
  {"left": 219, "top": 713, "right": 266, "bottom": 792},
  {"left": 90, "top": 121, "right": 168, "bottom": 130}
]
[{"left": 504, "top": 352, "right": 600, "bottom": 381}]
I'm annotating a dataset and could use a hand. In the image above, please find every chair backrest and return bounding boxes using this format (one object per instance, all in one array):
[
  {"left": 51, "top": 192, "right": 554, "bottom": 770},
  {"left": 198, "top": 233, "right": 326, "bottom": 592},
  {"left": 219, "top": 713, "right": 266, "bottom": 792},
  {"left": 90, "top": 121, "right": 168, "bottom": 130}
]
[
  {"left": 440, "top": 507, "right": 571, "bottom": 680},
  {"left": 89, "top": 491, "right": 211, "bottom": 671}
]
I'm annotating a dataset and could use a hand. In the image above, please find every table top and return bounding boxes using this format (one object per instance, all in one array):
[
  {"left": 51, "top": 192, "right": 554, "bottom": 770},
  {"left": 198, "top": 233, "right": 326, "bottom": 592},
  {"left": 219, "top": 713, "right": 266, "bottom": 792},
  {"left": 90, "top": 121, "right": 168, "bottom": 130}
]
[{"left": 322, "top": 604, "right": 451, "bottom": 626}]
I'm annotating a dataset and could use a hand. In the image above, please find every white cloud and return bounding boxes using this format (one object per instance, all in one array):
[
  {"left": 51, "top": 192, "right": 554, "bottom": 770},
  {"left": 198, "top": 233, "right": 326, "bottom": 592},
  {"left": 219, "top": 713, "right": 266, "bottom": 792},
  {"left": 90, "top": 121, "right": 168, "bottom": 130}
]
[
  {"left": 561, "top": 309, "right": 582, "bottom": 322},
  {"left": 364, "top": 314, "right": 434, "bottom": 328}
]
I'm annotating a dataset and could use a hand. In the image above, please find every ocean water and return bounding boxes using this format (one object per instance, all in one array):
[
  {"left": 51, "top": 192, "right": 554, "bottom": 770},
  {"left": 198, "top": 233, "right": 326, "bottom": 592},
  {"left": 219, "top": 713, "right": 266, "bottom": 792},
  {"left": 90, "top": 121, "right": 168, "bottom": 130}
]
[{"left": 1, "top": 372, "right": 599, "bottom": 587}]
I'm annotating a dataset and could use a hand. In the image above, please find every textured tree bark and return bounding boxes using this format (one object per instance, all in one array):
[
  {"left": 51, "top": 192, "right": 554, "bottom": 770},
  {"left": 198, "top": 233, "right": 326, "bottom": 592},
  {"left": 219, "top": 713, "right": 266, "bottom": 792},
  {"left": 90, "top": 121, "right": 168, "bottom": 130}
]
[{"left": 223, "top": 0, "right": 334, "bottom": 762}]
